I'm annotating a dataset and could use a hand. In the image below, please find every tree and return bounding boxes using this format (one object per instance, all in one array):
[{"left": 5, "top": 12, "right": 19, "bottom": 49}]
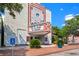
[
  {"left": 0, "top": 3, "right": 23, "bottom": 47},
  {"left": 64, "top": 15, "right": 79, "bottom": 44},
  {"left": 52, "top": 26, "right": 60, "bottom": 36},
  {"left": 52, "top": 26, "right": 61, "bottom": 44},
  {"left": 60, "top": 26, "right": 70, "bottom": 44},
  {"left": 0, "top": 3, "right": 23, "bottom": 18}
]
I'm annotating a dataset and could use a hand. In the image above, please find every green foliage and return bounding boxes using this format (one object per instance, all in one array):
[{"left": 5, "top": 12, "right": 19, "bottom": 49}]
[
  {"left": 52, "top": 26, "right": 63, "bottom": 44},
  {"left": 53, "top": 35, "right": 58, "bottom": 44},
  {"left": 0, "top": 4, "right": 23, "bottom": 46},
  {"left": 30, "top": 39, "right": 41, "bottom": 48},
  {"left": 52, "top": 26, "right": 60, "bottom": 44},
  {"left": 61, "top": 26, "right": 69, "bottom": 37},
  {"left": 0, "top": 3, "right": 23, "bottom": 19},
  {"left": 52, "top": 26, "right": 60, "bottom": 36},
  {"left": 60, "top": 26, "right": 69, "bottom": 44},
  {"left": 52, "top": 25, "right": 69, "bottom": 44},
  {"left": 62, "top": 15, "right": 79, "bottom": 44},
  {"left": 65, "top": 15, "right": 79, "bottom": 35}
]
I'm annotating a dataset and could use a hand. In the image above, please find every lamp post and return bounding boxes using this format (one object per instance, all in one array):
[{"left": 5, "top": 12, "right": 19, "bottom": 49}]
[{"left": 0, "top": 12, "right": 4, "bottom": 47}]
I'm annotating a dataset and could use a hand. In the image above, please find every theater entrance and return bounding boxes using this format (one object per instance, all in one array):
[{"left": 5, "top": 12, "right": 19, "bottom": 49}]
[
  {"left": 30, "top": 35, "right": 50, "bottom": 45},
  {"left": 28, "top": 31, "right": 52, "bottom": 45}
]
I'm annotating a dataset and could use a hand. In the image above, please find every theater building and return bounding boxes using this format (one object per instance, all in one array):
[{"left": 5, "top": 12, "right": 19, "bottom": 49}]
[{"left": 0, "top": 3, "right": 52, "bottom": 46}]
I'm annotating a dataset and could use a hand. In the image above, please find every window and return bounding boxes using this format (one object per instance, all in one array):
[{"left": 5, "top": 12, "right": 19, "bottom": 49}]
[{"left": 36, "top": 13, "right": 39, "bottom": 17}]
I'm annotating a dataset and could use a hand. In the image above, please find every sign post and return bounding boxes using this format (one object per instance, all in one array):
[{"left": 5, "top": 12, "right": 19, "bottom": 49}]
[{"left": 10, "top": 38, "right": 15, "bottom": 56}]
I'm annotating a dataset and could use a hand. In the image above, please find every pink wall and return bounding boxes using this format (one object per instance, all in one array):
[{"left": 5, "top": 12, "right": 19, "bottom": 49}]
[{"left": 68, "top": 35, "right": 79, "bottom": 44}]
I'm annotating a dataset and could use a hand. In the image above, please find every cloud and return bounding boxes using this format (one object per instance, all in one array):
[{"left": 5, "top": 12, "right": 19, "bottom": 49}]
[
  {"left": 76, "top": 14, "right": 79, "bottom": 16},
  {"left": 65, "top": 14, "right": 74, "bottom": 20},
  {"left": 60, "top": 8, "right": 64, "bottom": 11},
  {"left": 62, "top": 24, "right": 65, "bottom": 26}
]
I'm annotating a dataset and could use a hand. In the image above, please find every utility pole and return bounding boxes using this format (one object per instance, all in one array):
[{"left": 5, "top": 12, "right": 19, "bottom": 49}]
[{"left": 0, "top": 12, "right": 4, "bottom": 47}]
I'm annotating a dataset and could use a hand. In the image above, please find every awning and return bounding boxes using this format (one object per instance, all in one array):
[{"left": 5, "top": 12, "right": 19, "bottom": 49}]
[{"left": 28, "top": 31, "right": 50, "bottom": 36}]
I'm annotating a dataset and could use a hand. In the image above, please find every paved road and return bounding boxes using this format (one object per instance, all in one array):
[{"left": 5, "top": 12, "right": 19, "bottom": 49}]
[{"left": 46, "top": 49, "right": 79, "bottom": 56}]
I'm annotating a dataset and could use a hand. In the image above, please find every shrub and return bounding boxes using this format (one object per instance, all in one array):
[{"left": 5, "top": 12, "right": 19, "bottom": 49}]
[
  {"left": 53, "top": 35, "right": 58, "bottom": 44},
  {"left": 30, "top": 39, "right": 41, "bottom": 48},
  {"left": 53, "top": 41, "right": 57, "bottom": 44}
]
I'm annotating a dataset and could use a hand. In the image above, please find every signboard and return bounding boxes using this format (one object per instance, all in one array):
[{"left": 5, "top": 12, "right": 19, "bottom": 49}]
[
  {"left": 10, "top": 38, "right": 15, "bottom": 56},
  {"left": 44, "top": 23, "right": 51, "bottom": 31},
  {"left": 10, "top": 38, "right": 15, "bottom": 45}
]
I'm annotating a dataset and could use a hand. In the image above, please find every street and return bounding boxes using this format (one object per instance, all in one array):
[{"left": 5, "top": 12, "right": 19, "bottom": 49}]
[{"left": 46, "top": 49, "right": 79, "bottom": 56}]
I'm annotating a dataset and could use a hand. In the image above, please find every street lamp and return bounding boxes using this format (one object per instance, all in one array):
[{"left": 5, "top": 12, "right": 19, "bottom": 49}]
[{"left": 0, "top": 12, "right": 4, "bottom": 47}]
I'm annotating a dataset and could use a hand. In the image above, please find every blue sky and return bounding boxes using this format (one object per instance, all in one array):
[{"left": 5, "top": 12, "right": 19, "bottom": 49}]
[{"left": 41, "top": 3, "right": 79, "bottom": 28}]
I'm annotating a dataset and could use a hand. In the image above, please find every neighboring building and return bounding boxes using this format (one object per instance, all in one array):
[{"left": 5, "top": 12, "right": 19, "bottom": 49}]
[
  {"left": 0, "top": 3, "right": 52, "bottom": 46},
  {"left": 68, "top": 35, "right": 79, "bottom": 44}
]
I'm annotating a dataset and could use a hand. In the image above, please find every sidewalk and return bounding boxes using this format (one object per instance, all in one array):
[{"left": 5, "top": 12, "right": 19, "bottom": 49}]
[
  {"left": 26, "top": 44, "right": 79, "bottom": 56},
  {"left": 0, "top": 46, "right": 27, "bottom": 56},
  {"left": 0, "top": 44, "right": 79, "bottom": 56}
]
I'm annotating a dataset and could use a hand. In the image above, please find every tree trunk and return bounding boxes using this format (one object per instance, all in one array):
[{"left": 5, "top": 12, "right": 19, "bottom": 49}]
[
  {"left": 65, "top": 36, "right": 68, "bottom": 44},
  {"left": 72, "top": 35, "right": 75, "bottom": 44},
  {"left": 1, "top": 18, "right": 4, "bottom": 47}
]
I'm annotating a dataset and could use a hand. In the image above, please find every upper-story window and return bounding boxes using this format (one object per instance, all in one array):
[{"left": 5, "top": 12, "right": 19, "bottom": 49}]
[{"left": 36, "top": 13, "right": 39, "bottom": 17}]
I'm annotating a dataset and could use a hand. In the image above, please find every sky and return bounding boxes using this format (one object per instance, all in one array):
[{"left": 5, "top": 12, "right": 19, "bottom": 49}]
[{"left": 41, "top": 3, "right": 79, "bottom": 28}]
